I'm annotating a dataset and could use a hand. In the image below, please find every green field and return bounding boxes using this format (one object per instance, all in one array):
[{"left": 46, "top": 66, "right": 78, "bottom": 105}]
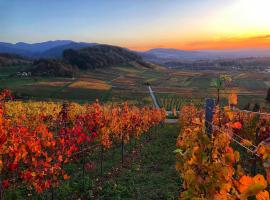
[
  {"left": 1, "top": 63, "right": 269, "bottom": 108},
  {"left": 0, "top": 65, "right": 31, "bottom": 77}
]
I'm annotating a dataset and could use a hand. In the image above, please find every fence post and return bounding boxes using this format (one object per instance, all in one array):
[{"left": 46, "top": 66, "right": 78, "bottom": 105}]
[
  {"left": 51, "top": 187, "right": 54, "bottom": 200},
  {"left": 205, "top": 98, "right": 215, "bottom": 137},
  {"left": 100, "top": 146, "right": 103, "bottom": 176},
  {"left": 147, "top": 128, "right": 151, "bottom": 141},
  {"left": 252, "top": 128, "right": 259, "bottom": 175},
  {"left": 82, "top": 147, "right": 86, "bottom": 193},
  {"left": 121, "top": 133, "right": 124, "bottom": 166}
]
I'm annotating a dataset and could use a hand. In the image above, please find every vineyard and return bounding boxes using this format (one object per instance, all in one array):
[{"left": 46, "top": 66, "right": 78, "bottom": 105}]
[
  {"left": 176, "top": 94, "right": 270, "bottom": 199},
  {"left": 156, "top": 93, "right": 204, "bottom": 111},
  {"left": 0, "top": 89, "right": 166, "bottom": 199},
  {"left": 0, "top": 87, "right": 270, "bottom": 199}
]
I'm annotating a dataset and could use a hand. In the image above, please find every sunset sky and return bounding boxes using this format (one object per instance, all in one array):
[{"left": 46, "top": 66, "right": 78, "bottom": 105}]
[{"left": 1, "top": 0, "right": 270, "bottom": 50}]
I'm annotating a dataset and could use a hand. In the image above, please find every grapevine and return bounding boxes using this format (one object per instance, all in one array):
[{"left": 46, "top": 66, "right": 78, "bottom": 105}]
[
  {"left": 175, "top": 93, "right": 270, "bottom": 200},
  {"left": 0, "top": 90, "right": 166, "bottom": 194}
]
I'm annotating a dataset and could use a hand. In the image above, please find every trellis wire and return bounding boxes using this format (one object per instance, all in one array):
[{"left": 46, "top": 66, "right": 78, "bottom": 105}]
[
  {"left": 206, "top": 105, "right": 270, "bottom": 117},
  {"left": 204, "top": 100, "right": 268, "bottom": 157},
  {"left": 204, "top": 96, "right": 261, "bottom": 158},
  {"left": 209, "top": 121, "right": 260, "bottom": 157}
]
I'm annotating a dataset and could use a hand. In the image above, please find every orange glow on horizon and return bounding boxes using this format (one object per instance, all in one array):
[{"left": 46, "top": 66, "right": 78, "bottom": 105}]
[
  {"left": 127, "top": 34, "right": 270, "bottom": 51},
  {"left": 183, "top": 34, "right": 270, "bottom": 51},
  {"left": 125, "top": 0, "right": 270, "bottom": 51}
]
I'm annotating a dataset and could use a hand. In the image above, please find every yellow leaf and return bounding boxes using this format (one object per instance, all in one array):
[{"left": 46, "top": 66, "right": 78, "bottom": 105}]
[
  {"left": 234, "top": 151, "right": 240, "bottom": 162},
  {"left": 228, "top": 92, "right": 238, "bottom": 106},
  {"left": 227, "top": 111, "right": 234, "bottom": 120}
]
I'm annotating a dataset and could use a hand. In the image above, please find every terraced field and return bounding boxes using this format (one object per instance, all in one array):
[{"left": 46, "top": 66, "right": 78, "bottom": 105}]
[{"left": 1, "top": 63, "right": 269, "bottom": 107}]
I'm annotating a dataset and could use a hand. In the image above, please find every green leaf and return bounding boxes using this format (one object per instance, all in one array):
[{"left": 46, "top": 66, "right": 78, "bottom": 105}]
[
  {"left": 174, "top": 148, "right": 184, "bottom": 155},
  {"left": 210, "top": 79, "right": 218, "bottom": 87}
]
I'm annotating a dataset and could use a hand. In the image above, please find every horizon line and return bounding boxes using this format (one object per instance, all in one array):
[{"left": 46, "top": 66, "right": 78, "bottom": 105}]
[{"left": 1, "top": 39, "right": 270, "bottom": 52}]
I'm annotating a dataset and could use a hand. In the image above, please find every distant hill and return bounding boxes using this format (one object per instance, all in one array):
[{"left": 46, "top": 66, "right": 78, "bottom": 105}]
[
  {"left": 0, "top": 53, "right": 32, "bottom": 67},
  {"left": 41, "top": 42, "right": 97, "bottom": 58},
  {"left": 0, "top": 44, "right": 144, "bottom": 77},
  {"left": 0, "top": 40, "right": 96, "bottom": 58},
  {"left": 63, "top": 44, "right": 142, "bottom": 70},
  {"left": 27, "top": 44, "right": 142, "bottom": 77},
  {"left": 30, "top": 59, "right": 75, "bottom": 77},
  {"left": 141, "top": 48, "right": 270, "bottom": 63}
]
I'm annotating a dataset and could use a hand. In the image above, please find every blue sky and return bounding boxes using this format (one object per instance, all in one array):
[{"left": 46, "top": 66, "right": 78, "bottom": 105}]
[{"left": 1, "top": 0, "right": 270, "bottom": 50}]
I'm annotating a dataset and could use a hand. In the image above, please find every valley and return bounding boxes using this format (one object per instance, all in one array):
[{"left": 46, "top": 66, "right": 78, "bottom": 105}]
[{"left": 1, "top": 61, "right": 269, "bottom": 108}]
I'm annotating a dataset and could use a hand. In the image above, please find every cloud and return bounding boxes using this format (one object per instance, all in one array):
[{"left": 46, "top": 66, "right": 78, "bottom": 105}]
[
  {"left": 184, "top": 34, "right": 270, "bottom": 50},
  {"left": 250, "top": 34, "right": 270, "bottom": 40}
]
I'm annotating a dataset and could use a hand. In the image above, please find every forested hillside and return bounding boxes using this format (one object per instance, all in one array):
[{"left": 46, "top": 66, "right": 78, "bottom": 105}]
[{"left": 63, "top": 44, "right": 142, "bottom": 70}]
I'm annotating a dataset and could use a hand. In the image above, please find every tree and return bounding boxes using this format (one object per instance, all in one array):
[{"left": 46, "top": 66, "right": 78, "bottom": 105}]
[{"left": 211, "top": 75, "right": 232, "bottom": 105}]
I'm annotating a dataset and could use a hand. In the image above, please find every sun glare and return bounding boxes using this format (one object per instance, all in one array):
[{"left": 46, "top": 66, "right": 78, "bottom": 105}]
[{"left": 217, "top": 0, "right": 270, "bottom": 36}]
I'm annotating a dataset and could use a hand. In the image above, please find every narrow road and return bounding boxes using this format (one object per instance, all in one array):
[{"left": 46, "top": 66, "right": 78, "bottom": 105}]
[
  {"left": 148, "top": 86, "right": 160, "bottom": 108},
  {"left": 148, "top": 86, "right": 178, "bottom": 124}
]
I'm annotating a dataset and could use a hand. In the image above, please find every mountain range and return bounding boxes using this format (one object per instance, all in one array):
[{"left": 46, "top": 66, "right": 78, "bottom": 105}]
[
  {"left": 1, "top": 40, "right": 270, "bottom": 62},
  {"left": 0, "top": 40, "right": 96, "bottom": 58}
]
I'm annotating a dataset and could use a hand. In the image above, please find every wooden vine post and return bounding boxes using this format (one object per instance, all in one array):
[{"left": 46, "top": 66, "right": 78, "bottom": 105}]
[
  {"left": 100, "top": 146, "right": 103, "bottom": 176},
  {"left": 121, "top": 132, "right": 124, "bottom": 166},
  {"left": 252, "top": 127, "right": 260, "bottom": 175},
  {"left": 82, "top": 145, "right": 86, "bottom": 193},
  {"left": 205, "top": 98, "right": 215, "bottom": 137}
]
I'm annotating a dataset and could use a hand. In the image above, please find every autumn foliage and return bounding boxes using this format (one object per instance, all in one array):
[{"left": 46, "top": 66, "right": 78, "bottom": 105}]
[
  {"left": 175, "top": 93, "right": 270, "bottom": 200},
  {"left": 0, "top": 90, "right": 165, "bottom": 193}
]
